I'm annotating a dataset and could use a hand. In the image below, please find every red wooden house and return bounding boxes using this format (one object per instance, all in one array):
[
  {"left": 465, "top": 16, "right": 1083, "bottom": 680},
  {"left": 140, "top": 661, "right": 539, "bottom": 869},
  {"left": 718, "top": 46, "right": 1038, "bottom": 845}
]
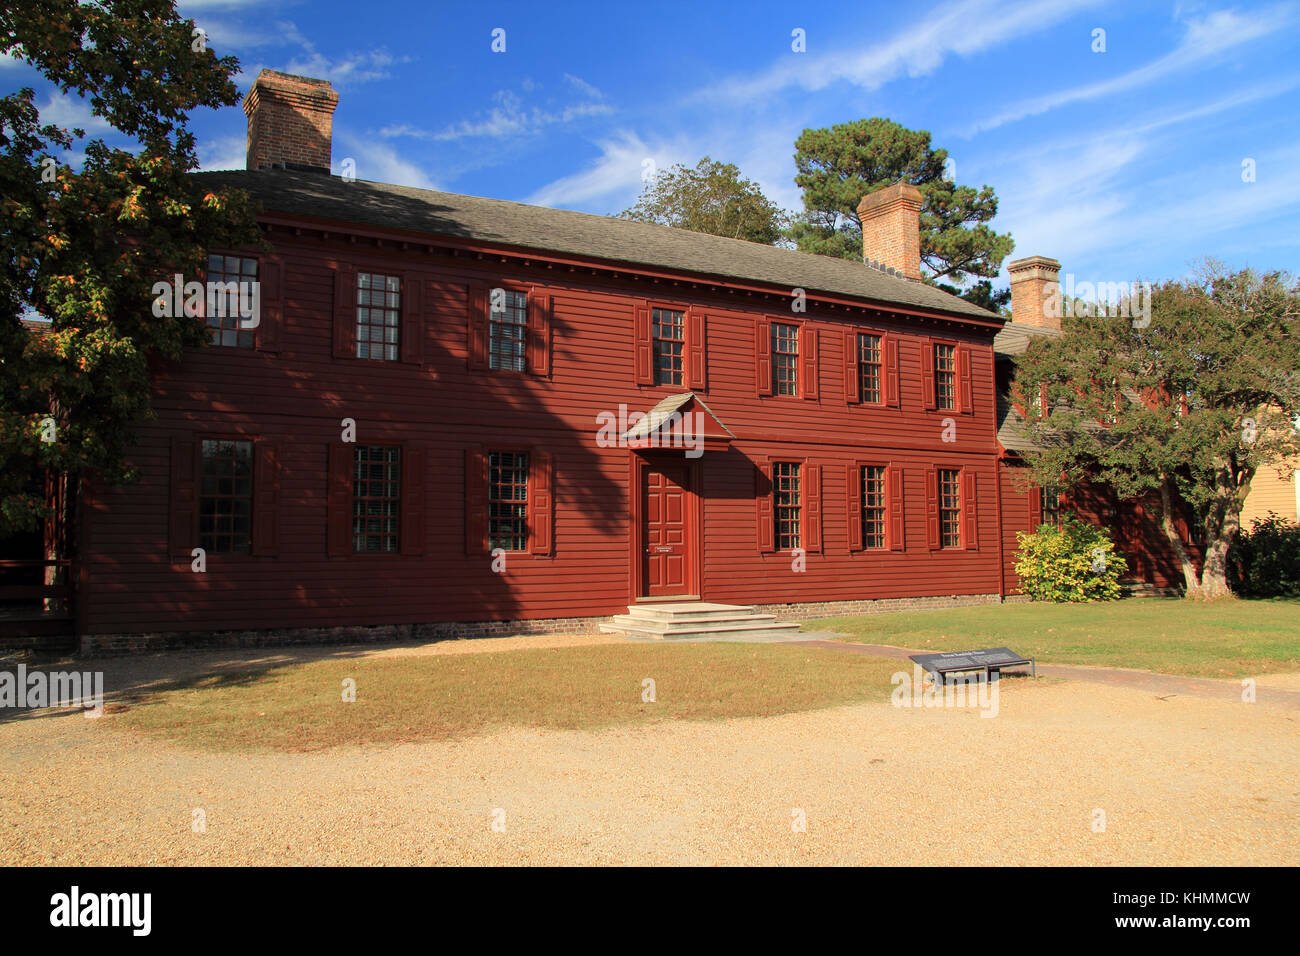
[{"left": 26, "top": 70, "right": 1188, "bottom": 651}]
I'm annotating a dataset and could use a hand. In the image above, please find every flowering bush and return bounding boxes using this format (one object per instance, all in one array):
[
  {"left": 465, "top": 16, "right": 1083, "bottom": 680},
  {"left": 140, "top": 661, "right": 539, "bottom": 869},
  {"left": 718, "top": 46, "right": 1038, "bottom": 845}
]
[{"left": 1014, "top": 514, "right": 1128, "bottom": 602}]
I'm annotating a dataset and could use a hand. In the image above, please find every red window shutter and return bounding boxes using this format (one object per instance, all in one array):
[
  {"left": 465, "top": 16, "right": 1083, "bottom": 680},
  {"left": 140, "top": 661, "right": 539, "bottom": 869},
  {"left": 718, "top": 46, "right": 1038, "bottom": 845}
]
[
  {"left": 400, "top": 274, "right": 423, "bottom": 365},
  {"left": 327, "top": 443, "right": 353, "bottom": 556},
  {"left": 754, "top": 318, "right": 772, "bottom": 396},
  {"left": 400, "top": 444, "right": 425, "bottom": 556},
  {"left": 465, "top": 445, "right": 488, "bottom": 555},
  {"left": 958, "top": 343, "right": 973, "bottom": 414},
  {"left": 925, "top": 467, "right": 940, "bottom": 550},
  {"left": 963, "top": 470, "right": 979, "bottom": 550},
  {"left": 755, "top": 461, "right": 773, "bottom": 552},
  {"left": 256, "top": 259, "right": 282, "bottom": 353},
  {"left": 804, "top": 463, "right": 822, "bottom": 552},
  {"left": 253, "top": 440, "right": 281, "bottom": 557},
  {"left": 843, "top": 330, "right": 859, "bottom": 404},
  {"left": 467, "top": 282, "right": 489, "bottom": 370},
  {"left": 528, "top": 290, "right": 551, "bottom": 378},
  {"left": 800, "top": 326, "right": 819, "bottom": 400},
  {"left": 1028, "top": 481, "right": 1042, "bottom": 530},
  {"left": 529, "top": 449, "right": 554, "bottom": 555},
  {"left": 686, "top": 309, "right": 707, "bottom": 390},
  {"left": 846, "top": 463, "right": 863, "bottom": 551},
  {"left": 885, "top": 334, "right": 900, "bottom": 408},
  {"left": 332, "top": 267, "right": 355, "bottom": 359},
  {"left": 633, "top": 302, "right": 653, "bottom": 385},
  {"left": 888, "top": 463, "right": 905, "bottom": 551},
  {"left": 921, "top": 338, "right": 936, "bottom": 410},
  {"left": 168, "top": 436, "right": 197, "bottom": 561}
]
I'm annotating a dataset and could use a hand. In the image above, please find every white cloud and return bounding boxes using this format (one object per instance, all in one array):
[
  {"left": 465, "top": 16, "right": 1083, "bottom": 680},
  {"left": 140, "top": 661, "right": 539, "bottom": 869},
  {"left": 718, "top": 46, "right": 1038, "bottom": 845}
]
[
  {"left": 991, "top": 81, "right": 1300, "bottom": 275},
  {"left": 334, "top": 134, "right": 441, "bottom": 191},
  {"left": 199, "top": 134, "right": 248, "bottom": 171},
  {"left": 381, "top": 84, "right": 612, "bottom": 143},
  {"left": 38, "top": 92, "right": 113, "bottom": 135},
  {"left": 525, "top": 130, "right": 700, "bottom": 209},
  {"left": 699, "top": 0, "right": 1100, "bottom": 103},
  {"left": 282, "top": 48, "right": 407, "bottom": 86},
  {"left": 968, "top": 5, "right": 1299, "bottom": 134}
]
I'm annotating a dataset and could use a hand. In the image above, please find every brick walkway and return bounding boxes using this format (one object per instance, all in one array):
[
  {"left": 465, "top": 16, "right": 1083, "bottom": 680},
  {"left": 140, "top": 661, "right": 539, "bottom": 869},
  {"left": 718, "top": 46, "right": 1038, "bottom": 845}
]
[{"left": 792, "top": 640, "right": 1300, "bottom": 711}]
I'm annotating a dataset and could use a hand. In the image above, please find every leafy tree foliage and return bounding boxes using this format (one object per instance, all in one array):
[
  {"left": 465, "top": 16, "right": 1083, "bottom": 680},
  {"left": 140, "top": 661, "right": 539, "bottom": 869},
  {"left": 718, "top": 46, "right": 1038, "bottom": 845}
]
[
  {"left": 789, "top": 118, "right": 1014, "bottom": 292},
  {"left": 1013, "top": 262, "right": 1300, "bottom": 598},
  {"left": 0, "top": 0, "right": 260, "bottom": 537},
  {"left": 1227, "top": 513, "right": 1300, "bottom": 598},
  {"left": 619, "top": 156, "right": 787, "bottom": 245}
]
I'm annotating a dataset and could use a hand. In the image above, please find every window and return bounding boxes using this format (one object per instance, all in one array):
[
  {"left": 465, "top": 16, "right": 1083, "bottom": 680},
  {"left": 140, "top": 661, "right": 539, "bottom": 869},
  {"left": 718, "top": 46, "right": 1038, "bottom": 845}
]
[
  {"left": 356, "top": 273, "right": 400, "bottom": 361},
  {"left": 489, "top": 451, "right": 529, "bottom": 552},
  {"left": 935, "top": 343, "right": 956, "bottom": 410},
  {"left": 205, "top": 254, "right": 257, "bottom": 348},
  {"left": 861, "top": 465, "right": 886, "bottom": 549},
  {"left": 773, "top": 461, "right": 802, "bottom": 551},
  {"left": 1040, "top": 484, "right": 1061, "bottom": 528},
  {"left": 489, "top": 288, "right": 528, "bottom": 372},
  {"left": 772, "top": 323, "right": 799, "bottom": 396},
  {"left": 938, "top": 468, "right": 961, "bottom": 548},
  {"left": 652, "top": 308, "right": 685, "bottom": 386},
  {"left": 199, "top": 439, "right": 252, "bottom": 553},
  {"left": 353, "top": 445, "right": 401, "bottom": 552},
  {"left": 858, "top": 333, "right": 882, "bottom": 404}
]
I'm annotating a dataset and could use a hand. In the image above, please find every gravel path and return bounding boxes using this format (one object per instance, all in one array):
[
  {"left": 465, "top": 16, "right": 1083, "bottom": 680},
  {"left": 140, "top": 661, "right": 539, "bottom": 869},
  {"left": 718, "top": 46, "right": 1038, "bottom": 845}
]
[{"left": 1, "top": 638, "right": 1296, "bottom": 866}]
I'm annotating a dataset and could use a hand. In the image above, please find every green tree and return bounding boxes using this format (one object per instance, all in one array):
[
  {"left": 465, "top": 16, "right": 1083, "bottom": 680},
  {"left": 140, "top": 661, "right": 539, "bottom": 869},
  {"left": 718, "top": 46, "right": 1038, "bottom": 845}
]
[
  {"left": 619, "top": 156, "right": 787, "bottom": 245},
  {"left": 0, "top": 0, "right": 260, "bottom": 538},
  {"left": 1013, "top": 262, "right": 1300, "bottom": 598},
  {"left": 790, "top": 118, "right": 1014, "bottom": 295}
]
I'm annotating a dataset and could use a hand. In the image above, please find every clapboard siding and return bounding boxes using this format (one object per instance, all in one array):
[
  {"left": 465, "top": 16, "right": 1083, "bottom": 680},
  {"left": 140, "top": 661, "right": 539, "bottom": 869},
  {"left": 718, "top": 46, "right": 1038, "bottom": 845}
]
[{"left": 83, "top": 229, "right": 1014, "bottom": 634}]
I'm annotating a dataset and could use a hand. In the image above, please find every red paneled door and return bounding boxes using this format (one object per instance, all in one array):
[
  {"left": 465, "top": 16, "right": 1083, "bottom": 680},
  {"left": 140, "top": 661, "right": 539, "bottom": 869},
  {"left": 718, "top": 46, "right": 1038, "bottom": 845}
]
[{"left": 643, "top": 462, "right": 691, "bottom": 597}]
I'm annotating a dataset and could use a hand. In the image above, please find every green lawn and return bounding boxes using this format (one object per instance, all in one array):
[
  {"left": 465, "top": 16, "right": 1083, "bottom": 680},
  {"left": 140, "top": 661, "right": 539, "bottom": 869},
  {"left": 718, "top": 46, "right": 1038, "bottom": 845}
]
[
  {"left": 816, "top": 598, "right": 1300, "bottom": 678},
  {"left": 115, "top": 643, "right": 901, "bottom": 752}
]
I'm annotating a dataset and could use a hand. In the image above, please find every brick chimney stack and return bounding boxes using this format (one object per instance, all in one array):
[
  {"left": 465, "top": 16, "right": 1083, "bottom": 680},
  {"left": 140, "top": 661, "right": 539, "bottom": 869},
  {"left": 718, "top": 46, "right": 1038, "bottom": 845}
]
[
  {"left": 1008, "top": 256, "right": 1062, "bottom": 329},
  {"left": 856, "top": 181, "right": 924, "bottom": 280},
  {"left": 242, "top": 70, "right": 339, "bottom": 174}
]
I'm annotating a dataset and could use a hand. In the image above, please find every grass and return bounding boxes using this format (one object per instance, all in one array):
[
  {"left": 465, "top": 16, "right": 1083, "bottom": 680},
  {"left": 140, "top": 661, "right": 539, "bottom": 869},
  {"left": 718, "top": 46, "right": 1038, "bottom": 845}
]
[
  {"left": 114, "top": 643, "right": 902, "bottom": 752},
  {"left": 817, "top": 598, "right": 1300, "bottom": 678}
]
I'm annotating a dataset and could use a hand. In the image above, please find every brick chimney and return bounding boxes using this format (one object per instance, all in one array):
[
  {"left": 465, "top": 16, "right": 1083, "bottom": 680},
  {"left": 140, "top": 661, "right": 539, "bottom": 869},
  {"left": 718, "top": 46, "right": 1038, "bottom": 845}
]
[
  {"left": 856, "top": 181, "right": 923, "bottom": 280},
  {"left": 1008, "top": 256, "right": 1062, "bottom": 328},
  {"left": 242, "top": 70, "right": 339, "bottom": 173}
]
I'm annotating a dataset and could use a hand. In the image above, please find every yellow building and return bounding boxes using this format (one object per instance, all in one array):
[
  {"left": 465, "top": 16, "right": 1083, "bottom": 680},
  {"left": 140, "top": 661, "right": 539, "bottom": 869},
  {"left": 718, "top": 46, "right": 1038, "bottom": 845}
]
[{"left": 1242, "top": 461, "right": 1299, "bottom": 527}]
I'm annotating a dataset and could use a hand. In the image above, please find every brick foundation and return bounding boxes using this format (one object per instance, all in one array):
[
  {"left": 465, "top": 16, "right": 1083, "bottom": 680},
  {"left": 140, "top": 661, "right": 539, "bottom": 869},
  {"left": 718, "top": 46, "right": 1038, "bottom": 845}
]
[
  {"left": 75, "top": 592, "right": 1026, "bottom": 656},
  {"left": 756, "top": 592, "right": 1011, "bottom": 623}
]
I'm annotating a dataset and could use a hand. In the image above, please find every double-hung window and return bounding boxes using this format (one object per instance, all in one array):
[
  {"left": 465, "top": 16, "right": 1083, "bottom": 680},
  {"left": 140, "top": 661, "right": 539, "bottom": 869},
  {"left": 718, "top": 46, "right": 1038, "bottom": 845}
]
[
  {"left": 488, "top": 451, "right": 529, "bottom": 552},
  {"left": 199, "top": 439, "right": 253, "bottom": 553},
  {"left": 489, "top": 289, "right": 528, "bottom": 372},
  {"left": 357, "top": 273, "right": 401, "bottom": 361},
  {"left": 772, "top": 323, "right": 799, "bottom": 397}
]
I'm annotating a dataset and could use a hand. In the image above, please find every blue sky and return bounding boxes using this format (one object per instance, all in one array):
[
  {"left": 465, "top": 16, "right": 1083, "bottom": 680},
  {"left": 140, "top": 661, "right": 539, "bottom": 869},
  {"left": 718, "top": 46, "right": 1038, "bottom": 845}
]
[{"left": 8, "top": 0, "right": 1300, "bottom": 289}]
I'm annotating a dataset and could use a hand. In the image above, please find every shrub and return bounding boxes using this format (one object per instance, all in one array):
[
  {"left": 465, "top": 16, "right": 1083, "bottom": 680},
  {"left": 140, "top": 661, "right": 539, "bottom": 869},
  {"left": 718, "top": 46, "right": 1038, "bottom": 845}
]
[
  {"left": 1014, "top": 513, "right": 1129, "bottom": 602},
  {"left": 1227, "top": 513, "right": 1300, "bottom": 598}
]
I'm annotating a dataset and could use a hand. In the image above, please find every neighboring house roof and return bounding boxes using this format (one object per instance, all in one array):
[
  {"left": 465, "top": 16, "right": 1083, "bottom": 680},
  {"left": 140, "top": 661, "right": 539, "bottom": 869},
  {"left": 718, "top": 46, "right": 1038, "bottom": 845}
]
[
  {"left": 995, "top": 322, "right": 1061, "bottom": 454},
  {"left": 192, "top": 169, "right": 1000, "bottom": 323},
  {"left": 20, "top": 317, "right": 52, "bottom": 336}
]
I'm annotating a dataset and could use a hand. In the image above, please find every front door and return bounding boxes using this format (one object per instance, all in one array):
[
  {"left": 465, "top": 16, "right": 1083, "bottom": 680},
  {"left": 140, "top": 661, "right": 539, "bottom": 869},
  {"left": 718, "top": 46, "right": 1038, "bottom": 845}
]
[{"left": 643, "top": 462, "right": 691, "bottom": 597}]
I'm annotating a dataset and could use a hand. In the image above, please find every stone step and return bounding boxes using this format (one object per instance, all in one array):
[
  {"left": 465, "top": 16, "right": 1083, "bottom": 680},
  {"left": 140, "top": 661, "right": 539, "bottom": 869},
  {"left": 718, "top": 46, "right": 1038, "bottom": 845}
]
[
  {"left": 600, "top": 619, "right": 802, "bottom": 641},
  {"left": 610, "top": 612, "right": 782, "bottom": 630},
  {"left": 624, "top": 602, "right": 754, "bottom": 622}
]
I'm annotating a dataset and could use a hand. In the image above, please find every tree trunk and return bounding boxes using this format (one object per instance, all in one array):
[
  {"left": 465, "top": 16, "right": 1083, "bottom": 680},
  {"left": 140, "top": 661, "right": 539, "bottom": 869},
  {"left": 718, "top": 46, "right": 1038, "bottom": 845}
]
[
  {"left": 1197, "top": 465, "right": 1246, "bottom": 599},
  {"left": 1157, "top": 475, "right": 1201, "bottom": 597}
]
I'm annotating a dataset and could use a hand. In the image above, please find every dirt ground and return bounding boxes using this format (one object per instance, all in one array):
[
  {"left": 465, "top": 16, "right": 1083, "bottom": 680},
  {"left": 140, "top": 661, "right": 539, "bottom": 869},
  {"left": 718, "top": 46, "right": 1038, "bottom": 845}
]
[{"left": 1, "top": 636, "right": 1296, "bottom": 866}]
